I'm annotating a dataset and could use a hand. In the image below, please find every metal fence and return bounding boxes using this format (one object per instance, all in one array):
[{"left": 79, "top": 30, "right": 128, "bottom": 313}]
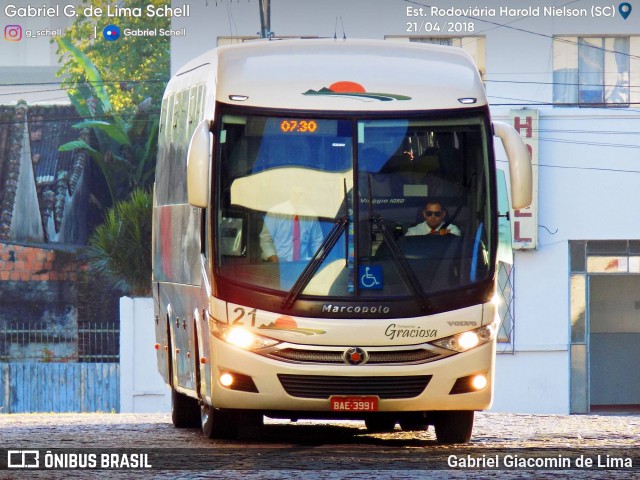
[
  {"left": 78, "top": 323, "right": 120, "bottom": 363},
  {"left": 0, "top": 322, "right": 119, "bottom": 363}
]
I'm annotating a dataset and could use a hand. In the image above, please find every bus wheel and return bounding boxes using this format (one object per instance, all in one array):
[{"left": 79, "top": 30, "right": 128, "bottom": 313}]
[
  {"left": 171, "top": 388, "right": 200, "bottom": 428},
  {"left": 364, "top": 415, "right": 397, "bottom": 433},
  {"left": 201, "top": 405, "right": 236, "bottom": 439},
  {"left": 432, "top": 410, "right": 474, "bottom": 444}
]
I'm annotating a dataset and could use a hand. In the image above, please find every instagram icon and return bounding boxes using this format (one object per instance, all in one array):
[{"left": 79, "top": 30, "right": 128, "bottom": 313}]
[{"left": 4, "top": 25, "right": 23, "bottom": 41}]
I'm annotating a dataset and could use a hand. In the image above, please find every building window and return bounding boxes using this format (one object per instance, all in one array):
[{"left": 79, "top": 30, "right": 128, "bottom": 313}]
[
  {"left": 385, "top": 36, "right": 486, "bottom": 80},
  {"left": 553, "top": 36, "right": 637, "bottom": 106},
  {"left": 569, "top": 240, "right": 640, "bottom": 413},
  {"left": 496, "top": 261, "right": 515, "bottom": 352}
]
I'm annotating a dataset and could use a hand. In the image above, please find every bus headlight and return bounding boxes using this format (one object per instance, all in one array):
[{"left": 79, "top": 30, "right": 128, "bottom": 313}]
[
  {"left": 212, "top": 324, "right": 280, "bottom": 351},
  {"left": 431, "top": 322, "right": 497, "bottom": 353}
]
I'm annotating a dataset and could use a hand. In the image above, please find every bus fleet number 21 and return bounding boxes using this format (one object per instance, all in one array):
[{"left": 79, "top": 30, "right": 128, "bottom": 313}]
[{"left": 232, "top": 307, "right": 257, "bottom": 326}]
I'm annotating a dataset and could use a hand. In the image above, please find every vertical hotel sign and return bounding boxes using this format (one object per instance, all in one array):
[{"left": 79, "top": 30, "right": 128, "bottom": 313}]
[{"left": 510, "top": 109, "right": 538, "bottom": 249}]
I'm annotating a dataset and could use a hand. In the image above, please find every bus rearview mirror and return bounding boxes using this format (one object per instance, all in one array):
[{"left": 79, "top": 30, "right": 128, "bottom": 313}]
[{"left": 493, "top": 121, "right": 532, "bottom": 210}]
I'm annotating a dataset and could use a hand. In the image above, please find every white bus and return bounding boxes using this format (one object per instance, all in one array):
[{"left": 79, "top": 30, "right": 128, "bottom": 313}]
[{"left": 152, "top": 39, "right": 531, "bottom": 443}]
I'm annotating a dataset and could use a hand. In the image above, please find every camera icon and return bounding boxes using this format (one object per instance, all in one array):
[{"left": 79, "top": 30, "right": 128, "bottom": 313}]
[{"left": 4, "top": 25, "right": 23, "bottom": 41}]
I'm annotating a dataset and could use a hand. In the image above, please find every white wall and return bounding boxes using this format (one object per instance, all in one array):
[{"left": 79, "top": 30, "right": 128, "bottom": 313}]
[
  {"left": 120, "top": 297, "right": 170, "bottom": 413},
  {"left": 0, "top": 0, "right": 76, "bottom": 104},
  {"left": 171, "top": 0, "right": 639, "bottom": 75},
  {"left": 0, "top": 0, "right": 74, "bottom": 68},
  {"left": 493, "top": 351, "right": 569, "bottom": 413}
]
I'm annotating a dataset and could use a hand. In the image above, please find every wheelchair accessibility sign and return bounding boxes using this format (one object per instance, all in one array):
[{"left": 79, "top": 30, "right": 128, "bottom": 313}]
[{"left": 359, "top": 265, "right": 383, "bottom": 290}]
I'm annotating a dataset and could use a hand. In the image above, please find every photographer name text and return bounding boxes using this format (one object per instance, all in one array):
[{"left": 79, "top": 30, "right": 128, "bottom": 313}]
[
  {"left": 448, "top": 454, "right": 633, "bottom": 469},
  {"left": 5, "top": 4, "right": 190, "bottom": 18}
]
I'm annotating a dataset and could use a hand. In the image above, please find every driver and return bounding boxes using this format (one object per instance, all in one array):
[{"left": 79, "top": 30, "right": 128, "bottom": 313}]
[{"left": 406, "top": 200, "right": 461, "bottom": 236}]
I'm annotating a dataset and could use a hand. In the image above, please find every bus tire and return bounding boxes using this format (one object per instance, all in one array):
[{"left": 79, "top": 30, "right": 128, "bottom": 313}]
[
  {"left": 171, "top": 388, "right": 200, "bottom": 428},
  {"left": 364, "top": 415, "right": 397, "bottom": 433},
  {"left": 432, "top": 410, "right": 474, "bottom": 444},
  {"left": 201, "top": 405, "right": 236, "bottom": 439}
]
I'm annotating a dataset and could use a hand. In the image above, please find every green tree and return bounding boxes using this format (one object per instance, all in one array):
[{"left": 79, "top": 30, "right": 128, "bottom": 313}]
[
  {"left": 54, "top": 2, "right": 167, "bottom": 297},
  {"left": 57, "top": 38, "right": 158, "bottom": 208},
  {"left": 56, "top": 0, "right": 170, "bottom": 114},
  {"left": 86, "top": 189, "right": 153, "bottom": 296}
]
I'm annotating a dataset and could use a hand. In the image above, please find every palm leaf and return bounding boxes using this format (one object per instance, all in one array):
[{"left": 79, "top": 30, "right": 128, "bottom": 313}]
[
  {"left": 72, "top": 120, "right": 131, "bottom": 146},
  {"left": 57, "top": 37, "right": 112, "bottom": 113},
  {"left": 86, "top": 189, "right": 153, "bottom": 296}
]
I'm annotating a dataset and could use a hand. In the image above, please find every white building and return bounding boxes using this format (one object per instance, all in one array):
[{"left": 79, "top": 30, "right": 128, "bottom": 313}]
[
  {"left": 0, "top": 0, "right": 75, "bottom": 105},
  {"left": 170, "top": 0, "right": 640, "bottom": 414}
]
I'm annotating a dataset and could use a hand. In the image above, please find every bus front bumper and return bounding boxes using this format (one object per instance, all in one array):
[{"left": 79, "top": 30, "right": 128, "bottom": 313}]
[{"left": 208, "top": 336, "right": 495, "bottom": 414}]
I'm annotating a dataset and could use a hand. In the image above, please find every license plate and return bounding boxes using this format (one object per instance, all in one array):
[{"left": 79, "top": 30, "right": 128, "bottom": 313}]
[{"left": 330, "top": 396, "right": 379, "bottom": 411}]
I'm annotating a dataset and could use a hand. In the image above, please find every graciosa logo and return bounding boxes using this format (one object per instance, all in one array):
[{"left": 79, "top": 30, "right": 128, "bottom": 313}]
[{"left": 303, "top": 81, "right": 411, "bottom": 102}]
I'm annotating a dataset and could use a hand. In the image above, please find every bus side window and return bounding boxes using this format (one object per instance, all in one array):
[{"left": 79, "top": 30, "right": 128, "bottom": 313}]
[{"left": 219, "top": 214, "right": 245, "bottom": 257}]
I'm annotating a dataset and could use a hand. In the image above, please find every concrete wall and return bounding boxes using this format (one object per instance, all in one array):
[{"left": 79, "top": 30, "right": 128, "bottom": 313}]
[
  {"left": 119, "top": 297, "right": 170, "bottom": 413},
  {"left": 0, "top": 243, "right": 86, "bottom": 363}
]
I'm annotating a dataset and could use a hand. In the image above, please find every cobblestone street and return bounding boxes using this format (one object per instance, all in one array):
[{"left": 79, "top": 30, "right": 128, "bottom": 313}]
[{"left": 1, "top": 412, "right": 638, "bottom": 478}]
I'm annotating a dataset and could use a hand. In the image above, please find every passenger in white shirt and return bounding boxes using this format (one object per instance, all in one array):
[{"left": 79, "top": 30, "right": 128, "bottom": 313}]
[
  {"left": 260, "top": 199, "right": 324, "bottom": 263},
  {"left": 405, "top": 201, "right": 461, "bottom": 237}
]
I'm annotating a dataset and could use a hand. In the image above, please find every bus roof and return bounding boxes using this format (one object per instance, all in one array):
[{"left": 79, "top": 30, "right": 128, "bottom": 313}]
[{"left": 173, "top": 38, "right": 487, "bottom": 112}]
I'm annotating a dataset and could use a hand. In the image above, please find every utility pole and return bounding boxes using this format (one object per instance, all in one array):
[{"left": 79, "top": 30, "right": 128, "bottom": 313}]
[{"left": 258, "top": 0, "right": 273, "bottom": 38}]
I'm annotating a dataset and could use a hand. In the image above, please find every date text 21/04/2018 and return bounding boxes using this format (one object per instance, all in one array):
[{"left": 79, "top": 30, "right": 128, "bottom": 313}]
[{"left": 406, "top": 21, "right": 475, "bottom": 33}]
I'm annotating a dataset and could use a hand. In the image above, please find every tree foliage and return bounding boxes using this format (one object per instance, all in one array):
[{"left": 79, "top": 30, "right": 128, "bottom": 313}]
[
  {"left": 57, "top": 38, "right": 159, "bottom": 208},
  {"left": 54, "top": 3, "right": 167, "bottom": 298},
  {"left": 86, "top": 189, "right": 153, "bottom": 297},
  {"left": 56, "top": 0, "right": 170, "bottom": 114}
]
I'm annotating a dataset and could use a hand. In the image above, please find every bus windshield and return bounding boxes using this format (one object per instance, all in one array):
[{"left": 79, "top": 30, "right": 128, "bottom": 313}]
[{"left": 217, "top": 113, "right": 493, "bottom": 302}]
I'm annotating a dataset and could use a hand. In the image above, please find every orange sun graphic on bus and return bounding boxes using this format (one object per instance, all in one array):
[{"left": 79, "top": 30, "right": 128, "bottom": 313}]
[
  {"left": 258, "top": 316, "right": 327, "bottom": 336},
  {"left": 303, "top": 81, "right": 411, "bottom": 101},
  {"left": 328, "top": 81, "right": 366, "bottom": 93},
  {"left": 274, "top": 316, "right": 298, "bottom": 329}
]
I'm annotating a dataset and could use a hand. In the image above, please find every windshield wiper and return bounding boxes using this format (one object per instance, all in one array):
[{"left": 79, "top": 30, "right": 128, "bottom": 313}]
[
  {"left": 366, "top": 174, "right": 430, "bottom": 311},
  {"left": 371, "top": 214, "right": 431, "bottom": 312},
  {"left": 282, "top": 214, "right": 349, "bottom": 309},
  {"left": 282, "top": 180, "right": 350, "bottom": 309}
]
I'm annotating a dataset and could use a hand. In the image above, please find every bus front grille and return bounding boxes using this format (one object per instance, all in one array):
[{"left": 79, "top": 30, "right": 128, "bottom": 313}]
[
  {"left": 266, "top": 347, "right": 442, "bottom": 365},
  {"left": 270, "top": 349, "right": 344, "bottom": 363},
  {"left": 277, "top": 374, "right": 432, "bottom": 399}
]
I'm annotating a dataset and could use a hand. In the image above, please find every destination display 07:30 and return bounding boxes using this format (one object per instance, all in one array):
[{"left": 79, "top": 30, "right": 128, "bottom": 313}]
[{"left": 279, "top": 119, "right": 318, "bottom": 133}]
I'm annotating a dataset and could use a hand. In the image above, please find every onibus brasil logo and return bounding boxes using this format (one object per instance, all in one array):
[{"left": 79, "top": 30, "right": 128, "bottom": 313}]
[{"left": 303, "top": 81, "right": 411, "bottom": 102}]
